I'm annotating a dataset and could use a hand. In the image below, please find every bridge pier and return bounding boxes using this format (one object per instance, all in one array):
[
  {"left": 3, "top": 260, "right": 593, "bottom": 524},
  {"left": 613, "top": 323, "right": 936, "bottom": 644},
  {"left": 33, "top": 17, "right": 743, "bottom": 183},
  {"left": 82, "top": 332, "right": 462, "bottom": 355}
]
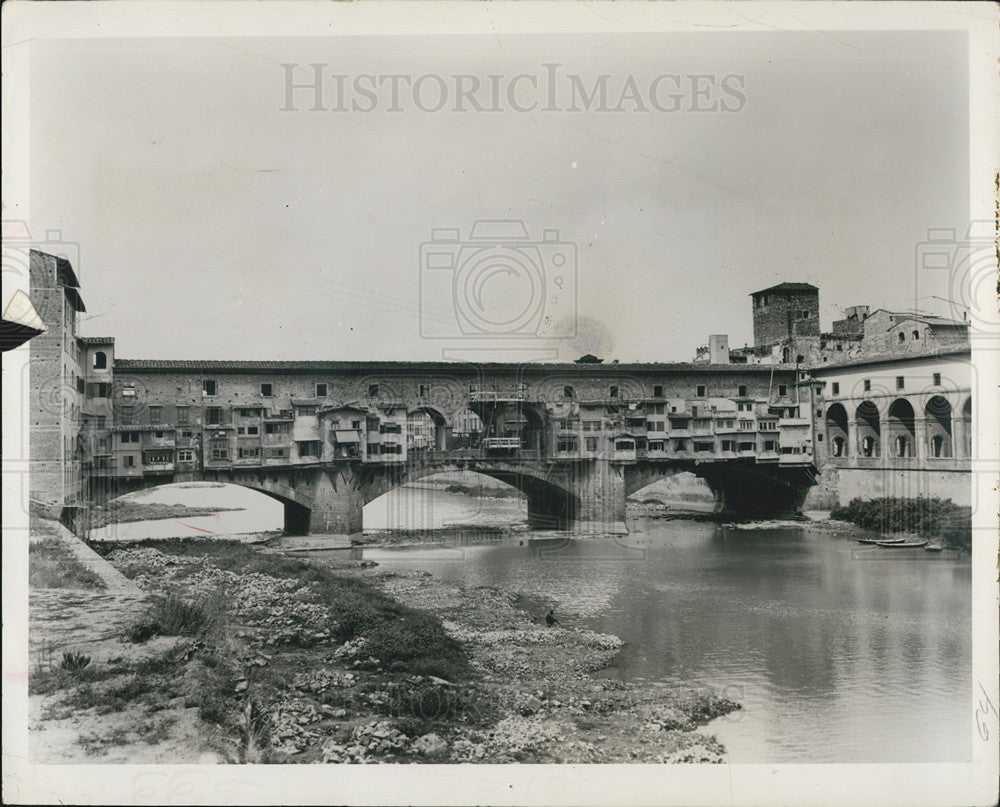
[
  {"left": 573, "top": 459, "right": 628, "bottom": 534},
  {"left": 295, "top": 468, "right": 363, "bottom": 539}
]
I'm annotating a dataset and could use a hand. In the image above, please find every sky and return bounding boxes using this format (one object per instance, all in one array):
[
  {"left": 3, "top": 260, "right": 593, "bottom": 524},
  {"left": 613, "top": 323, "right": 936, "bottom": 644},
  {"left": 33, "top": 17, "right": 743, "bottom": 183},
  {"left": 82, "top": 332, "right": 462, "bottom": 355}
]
[{"left": 29, "top": 30, "right": 969, "bottom": 362}]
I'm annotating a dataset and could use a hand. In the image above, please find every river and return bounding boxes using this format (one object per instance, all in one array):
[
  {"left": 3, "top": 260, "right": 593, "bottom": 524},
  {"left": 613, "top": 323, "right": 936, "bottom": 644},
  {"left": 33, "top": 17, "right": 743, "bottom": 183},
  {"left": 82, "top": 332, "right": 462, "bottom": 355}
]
[{"left": 103, "top": 482, "right": 973, "bottom": 763}]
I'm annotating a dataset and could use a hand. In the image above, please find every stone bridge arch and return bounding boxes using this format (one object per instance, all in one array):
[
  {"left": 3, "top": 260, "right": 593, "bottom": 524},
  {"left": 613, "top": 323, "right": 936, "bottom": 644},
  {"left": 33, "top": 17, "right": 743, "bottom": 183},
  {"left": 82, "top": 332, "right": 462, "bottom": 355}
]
[
  {"left": 623, "top": 461, "right": 698, "bottom": 499},
  {"left": 356, "top": 459, "right": 583, "bottom": 529}
]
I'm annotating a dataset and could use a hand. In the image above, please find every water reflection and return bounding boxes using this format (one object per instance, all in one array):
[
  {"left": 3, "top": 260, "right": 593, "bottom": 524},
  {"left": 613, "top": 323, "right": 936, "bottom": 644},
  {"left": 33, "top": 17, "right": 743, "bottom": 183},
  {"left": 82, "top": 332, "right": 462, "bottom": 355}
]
[{"left": 357, "top": 502, "right": 972, "bottom": 763}]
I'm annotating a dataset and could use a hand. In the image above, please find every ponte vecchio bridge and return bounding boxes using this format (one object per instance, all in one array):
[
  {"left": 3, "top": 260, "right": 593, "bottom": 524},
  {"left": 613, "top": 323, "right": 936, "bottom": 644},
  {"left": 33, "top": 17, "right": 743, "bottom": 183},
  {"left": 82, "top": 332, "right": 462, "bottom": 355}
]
[{"left": 76, "top": 354, "right": 818, "bottom": 537}]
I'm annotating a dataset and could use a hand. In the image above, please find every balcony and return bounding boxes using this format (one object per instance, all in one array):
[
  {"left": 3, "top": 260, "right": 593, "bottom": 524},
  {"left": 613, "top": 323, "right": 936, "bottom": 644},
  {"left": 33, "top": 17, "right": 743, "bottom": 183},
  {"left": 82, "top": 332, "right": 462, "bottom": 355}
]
[{"left": 469, "top": 390, "right": 527, "bottom": 403}]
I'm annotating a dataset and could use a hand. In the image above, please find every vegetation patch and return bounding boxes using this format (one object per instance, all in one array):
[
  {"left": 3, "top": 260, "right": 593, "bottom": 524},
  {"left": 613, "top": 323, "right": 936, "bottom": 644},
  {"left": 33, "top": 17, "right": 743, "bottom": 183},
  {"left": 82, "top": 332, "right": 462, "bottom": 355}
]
[
  {"left": 831, "top": 496, "right": 972, "bottom": 548},
  {"left": 126, "top": 592, "right": 226, "bottom": 642},
  {"left": 29, "top": 537, "right": 105, "bottom": 590}
]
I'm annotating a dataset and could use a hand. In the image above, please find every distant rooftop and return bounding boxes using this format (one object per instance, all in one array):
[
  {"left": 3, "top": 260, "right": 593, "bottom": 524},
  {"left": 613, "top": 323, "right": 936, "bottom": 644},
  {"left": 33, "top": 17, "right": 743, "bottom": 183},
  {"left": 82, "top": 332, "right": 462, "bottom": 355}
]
[
  {"left": 78, "top": 336, "right": 115, "bottom": 345},
  {"left": 750, "top": 282, "right": 819, "bottom": 296}
]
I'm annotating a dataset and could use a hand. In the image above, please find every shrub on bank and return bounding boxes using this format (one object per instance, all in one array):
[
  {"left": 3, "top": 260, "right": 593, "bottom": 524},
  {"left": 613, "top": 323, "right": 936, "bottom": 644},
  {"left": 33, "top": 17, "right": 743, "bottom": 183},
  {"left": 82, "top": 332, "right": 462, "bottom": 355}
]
[
  {"left": 127, "top": 592, "right": 226, "bottom": 642},
  {"left": 830, "top": 496, "right": 972, "bottom": 548}
]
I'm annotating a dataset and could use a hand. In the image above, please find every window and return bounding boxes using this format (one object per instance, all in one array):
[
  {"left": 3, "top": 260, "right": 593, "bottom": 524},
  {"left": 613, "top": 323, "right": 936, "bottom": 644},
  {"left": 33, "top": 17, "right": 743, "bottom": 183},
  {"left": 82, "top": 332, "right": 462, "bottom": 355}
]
[
  {"left": 738, "top": 385, "right": 747, "bottom": 397},
  {"left": 295, "top": 405, "right": 318, "bottom": 416},
  {"left": 177, "top": 449, "right": 194, "bottom": 462},
  {"left": 898, "top": 332, "right": 906, "bottom": 343},
  {"left": 177, "top": 407, "right": 189, "bottom": 424},
  {"left": 831, "top": 383, "right": 839, "bottom": 395},
  {"left": 123, "top": 455, "right": 135, "bottom": 468},
  {"left": 778, "top": 385, "right": 787, "bottom": 396},
  {"left": 609, "top": 385, "right": 619, "bottom": 398},
  {"left": 836, "top": 344, "right": 843, "bottom": 351},
  {"left": 653, "top": 404, "right": 665, "bottom": 414},
  {"left": 653, "top": 385, "right": 664, "bottom": 398},
  {"left": 154, "top": 430, "right": 164, "bottom": 439},
  {"left": 582, "top": 420, "right": 602, "bottom": 432},
  {"left": 379, "top": 443, "right": 402, "bottom": 455},
  {"left": 557, "top": 436, "right": 579, "bottom": 452},
  {"left": 203, "top": 379, "right": 217, "bottom": 396},
  {"left": 149, "top": 406, "right": 162, "bottom": 424},
  {"left": 801, "top": 310, "right": 811, "bottom": 318},
  {"left": 239, "top": 447, "right": 260, "bottom": 459},
  {"left": 247, "top": 426, "right": 259, "bottom": 436},
  {"left": 260, "top": 383, "right": 273, "bottom": 397},
  {"left": 205, "top": 407, "right": 223, "bottom": 425},
  {"left": 558, "top": 419, "right": 576, "bottom": 430},
  {"left": 316, "top": 383, "right": 328, "bottom": 397},
  {"left": 648, "top": 441, "right": 664, "bottom": 452},
  {"left": 796, "top": 355, "right": 805, "bottom": 364},
  {"left": 764, "top": 440, "right": 777, "bottom": 452},
  {"left": 721, "top": 440, "right": 735, "bottom": 452},
  {"left": 912, "top": 330, "right": 920, "bottom": 340},
  {"left": 93, "top": 351, "right": 107, "bottom": 369},
  {"left": 585, "top": 437, "right": 599, "bottom": 453},
  {"left": 120, "top": 431, "right": 139, "bottom": 444},
  {"left": 932, "top": 373, "right": 941, "bottom": 386},
  {"left": 696, "top": 385, "right": 706, "bottom": 397},
  {"left": 265, "top": 447, "right": 288, "bottom": 459},
  {"left": 76, "top": 377, "right": 85, "bottom": 394},
  {"left": 351, "top": 420, "right": 362, "bottom": 429},
  {"left": 863, "top": 379, "right": 871, "bottom": 392},
  {"left": 265, "top": 422, "right": 289, "bottom": 435},
  {"left": 419, "top": 384, "right": 429, "bottom": 397},
  {"left": 87, "top": 382, "right": 111, "bottom": 398},
  {"left": 369, "top": 384, "right": 379, "bottom": 397},
  {"left": 694, "top": 441, "right": 714, "bottom": 452},
  {"left": 211, "top": 448, "right": 230, "bottom": 461},
  {"left": 563, "top": 386, "right": 574, "bottom": 399},
  {"left": 896, "top": 376, "right": 905, "bottom": 390},
  {"left": 739, "top": 420, "right": 754, "bottom": 431}
]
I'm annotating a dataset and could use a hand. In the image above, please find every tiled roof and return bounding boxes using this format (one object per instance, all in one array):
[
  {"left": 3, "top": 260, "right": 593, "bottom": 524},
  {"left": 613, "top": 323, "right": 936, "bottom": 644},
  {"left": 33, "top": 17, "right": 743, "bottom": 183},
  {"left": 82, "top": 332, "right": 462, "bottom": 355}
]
[
  {"left": 113, "top": 359, "right": 794, "bottom": 373},
  {"left": 809, "top": 347, "right": 971, "bottom": 372},
  {"left": 750, "top": 282, "right": 818, "bottom": 295}
]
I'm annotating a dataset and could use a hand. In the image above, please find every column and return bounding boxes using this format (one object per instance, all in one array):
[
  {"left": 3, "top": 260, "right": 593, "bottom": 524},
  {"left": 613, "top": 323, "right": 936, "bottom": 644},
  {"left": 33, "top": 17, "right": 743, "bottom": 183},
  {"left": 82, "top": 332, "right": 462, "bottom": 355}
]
[
  {"left": 847, "top": 417, "right": 858, "bottom": 464},
  {"left": 915, "top": 416, "right": 927, "bottom": 463},
  {"left": 952, "top": 416, "right": 966, "bottom": 459}
]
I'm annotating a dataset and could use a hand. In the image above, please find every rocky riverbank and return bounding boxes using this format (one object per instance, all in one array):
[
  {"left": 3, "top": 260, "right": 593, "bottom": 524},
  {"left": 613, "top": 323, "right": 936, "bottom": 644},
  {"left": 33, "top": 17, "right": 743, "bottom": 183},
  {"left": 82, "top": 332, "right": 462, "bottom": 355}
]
[{"left": 30, "top": 537, "right": 739, "bottom": 764}]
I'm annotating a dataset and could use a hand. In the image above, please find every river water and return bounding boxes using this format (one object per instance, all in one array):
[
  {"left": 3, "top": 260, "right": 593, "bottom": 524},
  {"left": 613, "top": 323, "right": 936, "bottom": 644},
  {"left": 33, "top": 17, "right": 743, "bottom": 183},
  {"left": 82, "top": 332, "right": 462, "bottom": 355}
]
[{"left": 104, "top": 482, "right": 973, "bottom": 763}]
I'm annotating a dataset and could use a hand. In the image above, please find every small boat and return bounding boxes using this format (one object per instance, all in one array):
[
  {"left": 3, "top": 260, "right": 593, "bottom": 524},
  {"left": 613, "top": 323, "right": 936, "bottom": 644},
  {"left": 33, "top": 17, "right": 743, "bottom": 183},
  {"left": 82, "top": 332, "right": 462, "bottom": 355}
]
[
  {"left": 856, "top": 537, "right": 882, "bottom": 545},
  {"left": 876, "top": 539, "right": 928, "bottom": 548},
  {"left": 924, "top": 544, "right": 944, "bottom": 552}
]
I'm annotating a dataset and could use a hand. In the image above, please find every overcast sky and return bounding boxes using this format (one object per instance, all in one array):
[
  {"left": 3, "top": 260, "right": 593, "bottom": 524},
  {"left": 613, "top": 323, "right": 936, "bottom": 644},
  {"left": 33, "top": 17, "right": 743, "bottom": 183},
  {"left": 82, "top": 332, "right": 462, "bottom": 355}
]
[{"left": 30, "top": 30, "right": 969, "bottom": 362}]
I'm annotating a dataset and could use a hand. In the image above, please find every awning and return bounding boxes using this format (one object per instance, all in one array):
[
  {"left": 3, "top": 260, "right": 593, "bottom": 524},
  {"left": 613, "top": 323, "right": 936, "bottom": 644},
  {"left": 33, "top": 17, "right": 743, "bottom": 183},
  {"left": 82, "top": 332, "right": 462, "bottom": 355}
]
[{"left": 333, "top": 430, "right": 361, "bottom": 444}]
